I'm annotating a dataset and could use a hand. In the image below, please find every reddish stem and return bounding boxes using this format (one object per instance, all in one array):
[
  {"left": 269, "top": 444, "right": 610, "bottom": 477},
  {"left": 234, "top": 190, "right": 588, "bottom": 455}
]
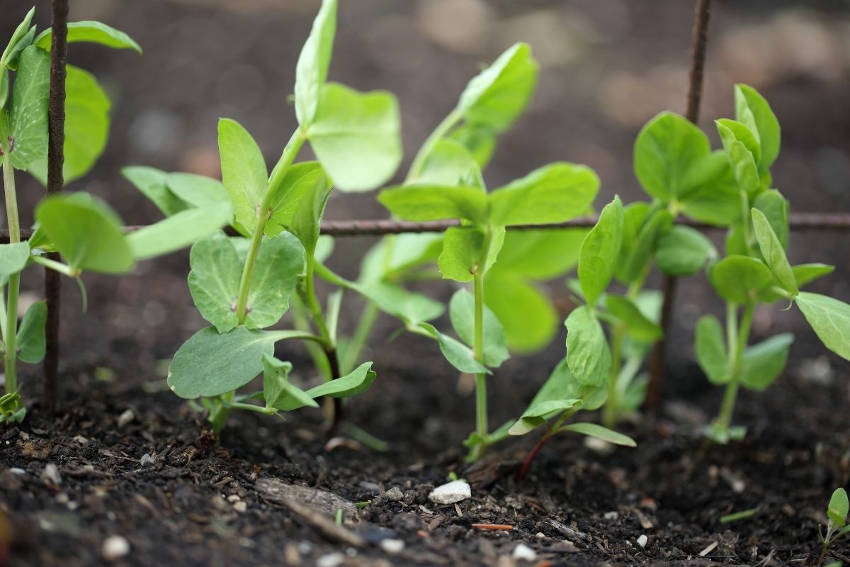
[{"left": 516, "top": 431, "right": 553, "bottom": 482}]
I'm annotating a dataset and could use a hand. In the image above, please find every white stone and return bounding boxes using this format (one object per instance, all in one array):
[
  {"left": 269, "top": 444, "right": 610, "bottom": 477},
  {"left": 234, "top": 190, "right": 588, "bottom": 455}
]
[
  {"left": 102, "top": 535, "right": 130, "bottom": 561},
  {"left": 603, "top": 511, "right": 619, "bottom": 520},
  {"left": 427, "top": 480, "right": 471, "bottom": 504},
  {"left": 512, "top": 543, "right": 537, "bottom": 561},
  {"left": 316, "top": 552, "right": 344, "bottom": 567},
  {"left": 233, "top": 501, "right": 247, "bottom": 513},
  {"left": 637, "top": 534, "right": 648, "bottom": 548},
  {"left": 140, "top": 453, "right": 155, "bottom": 466},
  {"left": 117, "top": 409, "right": 135, "bottom": 428},
  {"left": 42, "top": 463, "right": 61, "bottom": 485},
  {"left": 380, "top": 538, "right": 405, "bottom": 554}
]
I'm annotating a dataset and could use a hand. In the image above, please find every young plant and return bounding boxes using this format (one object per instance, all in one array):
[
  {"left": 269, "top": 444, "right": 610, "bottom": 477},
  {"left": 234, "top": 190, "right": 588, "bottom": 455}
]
[
  {"left": 1, "top": 9, "right": 200, "bottom": 422},
  {"left": 379, "top": 44, "right": 599, "bottom": 459},
  {"left": 693, "top": 85, "right": 850, "bottom": 443},
  {"left": 819, "top": 488, "right": 850, "bottom": 567},
  {"left": 157, "top": 0, "right": 401, "bottom": 433}
]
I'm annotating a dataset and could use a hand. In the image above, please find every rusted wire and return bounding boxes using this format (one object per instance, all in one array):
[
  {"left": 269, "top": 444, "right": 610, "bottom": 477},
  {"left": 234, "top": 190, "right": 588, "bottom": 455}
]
[
  {"left": 43, "top": 0, "right": 69, "bottom": 409},
  {"left": 647, "top": 0, "right": 713, "bottom": 411}
]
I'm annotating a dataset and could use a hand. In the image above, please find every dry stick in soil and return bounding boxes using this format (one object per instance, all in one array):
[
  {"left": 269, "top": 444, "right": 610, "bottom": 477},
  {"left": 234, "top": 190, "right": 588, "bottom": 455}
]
[
  {"left": 646, "top": 0, "right": 712, "bottom": 410},
  {"left": 43, "top": 0, "right": 69, "bottom": 409}
]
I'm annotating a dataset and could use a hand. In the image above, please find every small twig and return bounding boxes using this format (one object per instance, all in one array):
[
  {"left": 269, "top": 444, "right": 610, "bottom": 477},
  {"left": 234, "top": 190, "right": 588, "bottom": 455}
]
[
  {"left": 471, "top": 523, "right": 514, "bottom": 531},
  {"left": 279, "top": 496, "right": 365, "bottom": 548}
]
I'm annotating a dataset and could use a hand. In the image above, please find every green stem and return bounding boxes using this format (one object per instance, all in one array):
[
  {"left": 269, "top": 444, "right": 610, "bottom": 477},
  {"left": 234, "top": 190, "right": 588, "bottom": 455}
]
[
  {"left": 2, "top": 156, "right": 20, "bottom": 396},
  {"left": 30, "top": 254, "right": 78, "bottom": 277},
  {"left": 716, "top": 301, "right": 755, "bottom": 430},
  {"left": 341, "top": 300, "right": 379, "bottom": 374},
  {"left": 468, "top": 270, "right": 488, "bottom": 461},
  {"left": 602, "top": 323, "right": 626, "bottom": 428},
  {"left": 235, "top": 129, "right": 306, "bottom": 323},
  {"left": 405, "top": 109, "right": 462, "bottom": 183}
]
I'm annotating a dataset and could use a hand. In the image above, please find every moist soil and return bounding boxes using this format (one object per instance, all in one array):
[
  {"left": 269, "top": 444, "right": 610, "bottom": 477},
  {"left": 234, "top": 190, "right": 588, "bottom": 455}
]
[{"left": 2, "top": 332, "right": 849, "bottom": 566}]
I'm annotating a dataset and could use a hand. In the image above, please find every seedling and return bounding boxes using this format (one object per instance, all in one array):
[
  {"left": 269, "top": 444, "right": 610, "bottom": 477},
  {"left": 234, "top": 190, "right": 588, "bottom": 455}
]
[
  {"left": 155, "top": 0, "right": 401, "bottom": 433},
  {"left": 1, "top": 9, "right": 202, "bottom": 422},
  {"left": 819, "top": 488, "right": 850, "bottom": 567}
]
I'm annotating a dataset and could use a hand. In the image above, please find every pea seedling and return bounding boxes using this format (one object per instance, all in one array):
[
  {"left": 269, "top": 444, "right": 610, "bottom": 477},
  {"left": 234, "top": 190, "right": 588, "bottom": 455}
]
[
  {"left": 1, "top": 9, "right": 210, "bottom": 422},
  {"left": 819, "top": 488, "right": 850, "bottom": 567},
  {"left": 156, "top": 0, "right": 401, "bottom": 433}
]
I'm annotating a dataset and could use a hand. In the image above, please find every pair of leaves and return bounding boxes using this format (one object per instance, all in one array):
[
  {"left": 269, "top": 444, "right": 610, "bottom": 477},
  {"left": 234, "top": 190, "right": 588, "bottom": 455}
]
[{"left": 263, "top": 355, "right": 375, "bottom": 412}]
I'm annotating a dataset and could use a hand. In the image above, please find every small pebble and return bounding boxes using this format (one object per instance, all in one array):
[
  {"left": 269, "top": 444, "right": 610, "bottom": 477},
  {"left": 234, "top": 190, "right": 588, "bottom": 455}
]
[
  {"left": 384, "top": 486, "right": 404, "bottom": 501},
  {"left": 233, "top": 501, "right": 247, "bottom": 513},
  {"left": 102, "top": 535, "right": 130, "bottom": 561},
  {"left": 512, "top": 543, "right": 537, "bottom": 561},
  {"left": 41, "top": 463, "right": 61, "bottom": 485},
  {"left": 428, "top": 480, "right": 471, "bottom": 504},
  {"left": 603, "top": 511, "right": 619, "bottom": 520},
  {"left": 316, "top": 552, "right": 344, "bottom": 567},
  {"left": 139, "top": 453, "right": 155, "bottom": 466},
  {"left": 637, "top": 534, "right": 648, "bottom": 548},
  {"left": 380, "top": 539, "right": 405, "bottom": 554},
  {"left": 10, "top": 467, "right": 25, "bottom": 475},
  {"left": 117, "top": 409, "right": 135, "bottom": 428}
]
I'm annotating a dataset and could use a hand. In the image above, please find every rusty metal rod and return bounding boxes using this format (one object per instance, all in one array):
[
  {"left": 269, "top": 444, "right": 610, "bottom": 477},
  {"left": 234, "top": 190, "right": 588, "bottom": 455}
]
[{"left": 43, "top": 0, "right": 69, "bottom": 409}]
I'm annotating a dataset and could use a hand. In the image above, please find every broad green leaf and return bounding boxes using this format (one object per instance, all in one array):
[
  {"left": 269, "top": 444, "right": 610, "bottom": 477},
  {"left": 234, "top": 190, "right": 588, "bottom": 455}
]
[
  {"left": 167, "top": 173, "right": 231, "bottom": 209},
  {"left": 128, "top": 203, "right": 231, "bottom": 260},
  {"left": 485, "top": 274, "right": 556, "bottom": 353},
  {"left": 752, "top": 189, "right": 789, "bottom": 250},
  {"left": 710, "top": 255, "right": 773, "bottom": 304},
  {"left": 437, "top": 226, "right": 504, "bottom": 282},
  {"left": 717, "top": 120, "right": 760, "bottom": 197},
  {"left": 716, "top": 118, "right": 761, "bottom": 166},
  {"left": 796, "top": 292, "right": 850, "bottom": 361},
  {"left": 218, "top": 118, "right": 268, "bottom": 235},
  {"left": 565, "top": 306, "right": 610, "bottom": 387},
  {"left": 490, "top": 229, "right": 586, "bottom": 280},
  {"left": 122, "top": 166, "right": 188, "bottom": 216},
  {"left": 34, "top": 21, "right": 142, "bottom": 53},
  {"left": 357, "top": 281, "right": 443, "bottom": 326},
  {"left": 560, "top": 422, "right": 636, "bottom": 447},
  {"left": 1, "top": 26, "right": 36, "bottom": 74},
  {"left": 246, "top": 233, "right": 305, "bottom": 330},
  {"left": 264, "top": 161, "right": 333, "bottom": 255},
  {"left": 0, "top": 8, "right": 35, "bottom": 69},
  {"left": 28, "top": 66, "right": 110, "bottom": 184},
  {"left": 735, "top": 84, "right": 780, "bottom": 173},
  {"left": 307, "top": 82, "right": 401, "bottom": 191},
  {"left": 358, "top": 233, "right": 441, "bottom": 284},
  {"left": 35, "top": 193, "right": 133, "bottom": 274},
  {"left": 187, "top": 234, "right": 241, "bottom": 332},
  {"left": 605, "top": 295, "right": 662, "bottom": 342},
  {"left": 656, "top": 225, "right": 715, "bottom": 276},
  {"left": 449, "top": 289, "right": 509, "bottom": 368},
  {"left": 739, "top": 333, "right": 793, "bottom": 391},
  {"left": 168, "top": 326, "right": 315, "bottom": 398},
  {"left": 634, "top": 112, "right": 711, "bottom": 201},
  {"left": 751, "top": 208, "right": 797, "bottom": 297},
  {"left": 379, "top": 184, "right": 487, "bottom": 224},
  {"left": 307, "top": 362, "right": 376, "bottom": 399},
  {"left": 616, "top": 208, "right": 673, "bottom": 284},
  {"left": 695, "top": 315, "right": 728, "bottom": 385},
  {"left": 488, "top": 163, "right": 598, "bottom": 226},
  {"left": 678, "top": 151, "right": 741, "bottom": 225},
  {"left": 828, "top": 488, "right": 849, "bottom": 528},
  {"left": 0, "top": 242, "right": 31, "bottom": 285},
  {"left": 262, "top": 354, "right": 318, "bottom": 411},
  {"left": 509, "top": 398, "right": 582, "bottom": 436},
  {"left": 16, "top": 300, "right": 46, "bottom": 364},
  {"left": 448, "top": 123, "right": 496, "bottom": 168},
  {"left": 415, "top": 138, "right": 484, "bottom": 188},
  {"left": 8, "top": 46, "right": 49, "bottom": 169},
  {"left": 793, "top": 263, "right": 834, "bottom": 288},
  {"left": 294, "top": 0, "right": 337, "bottom": 126},
  {"left": 415, "top": 322, "right": 490, "bottom": 374},
  {"left": 456, "top": 43, "right": 538, "bottom": 132},
  {"left": 578, "top": 196, "right": 623, "bottom": 307}
]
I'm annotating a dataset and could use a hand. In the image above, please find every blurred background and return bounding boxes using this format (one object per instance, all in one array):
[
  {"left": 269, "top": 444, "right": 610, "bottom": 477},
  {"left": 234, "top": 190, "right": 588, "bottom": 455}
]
[{"left": 2, "top": 0, "right": 849, "bottom": 432}]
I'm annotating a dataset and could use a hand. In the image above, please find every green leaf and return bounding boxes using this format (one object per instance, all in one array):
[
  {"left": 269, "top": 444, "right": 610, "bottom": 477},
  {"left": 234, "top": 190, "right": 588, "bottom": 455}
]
[
  {"left": 34, "top": 21, "right": 142, "bottom": 53},
  {"left": 168, "top": 326, "right": 315, "bottom": 398},
  {"left": 739, "top": 333, "right": 793, "bottom": 391},
  {"left": 695, "top": 315, "right": 728, "bottom": 385},
  {"left": 710, "top": 255, "right": 773, "bottom": 304},
  {"left": 578, "top": 196, "right": 623, "bottom": 307},
  {"left": 605, "top": 295, "right": 662, "bottom": 342},
  {"left": 448, "top": 123, "right": 496, "bottom": 168},
  {"left": 616, "top": 208, "right": 673, "bottom": 284},
  {"left": 0, "top": 8, "right": 35, "bottom": 69},
  {"left": 0, "top": 71, "right": 8, "bottom": 110},
  {"left": 357, "top": 281, "right": 443, "bottom": 326},
  {"left": 415, "top": 322, "right": 490, "bottom": 375},
  {"left": 307, "top": 82, "right": 401, "bottom": 191},
  {"left": 218, "top": 118, "right": 268, "bottom": 236},
  {"left": 751, "top": 208, "right": 797, "bottom": 297},
  {"left": 294, "top": 0, "right": 337, "bottom": 126},
  {"left": 559, "top": 422, "right": 636, "bottom": 447},
  {"left": 379, "top": 184, "right": 487, "bottom": 224},
  {"left": 0, "top": 242, "right": 31, "bottom": 285},
  {"left": 16, "top": 300, "right": 46, "bottom": 364},
  {"left": 307, "top": 362, "right": 377, "bottom": 399},
  {"left": 509, "top": 359, "right": 585, "bottom": 435},
  {"left": 565, "top": 306, "right": 611, "bottom": 387},
  {"left": 828, "top": 488, "right": 849, "bottom": 528},
  {"left": 358, "top": 233, "right": 441, "bottom": 284},
  {"left": 262, "top": 354, "right": 317, "bottom": 411},
  {"left": 449, "top": 289, "right": 509, "bottom": 368},
  {"left": 122, "top": 166, "right": 188, "bottom": 216},
  {"left": 735, "top": 84, "right": 780, "bottom": 173},
  {"left": 796, "top": 292, "right": 850, "bottom": 361},
  {"left": 793, "top": 263, "right": 834, "bottom": 288},
  {"left": 264, "top": 161, "right": 333, "bottom": 256},
  {"left": 456, "top": 43, "right": 538, "bottom": 132},
  {"left": 634, "top": 112, "right": 711, "bottom": 201},
  {"left": 488, "top": 163, "right": 598, "bottom": 226},
  {"left": 166, "top": 173, "right": 231, "bottom": 209},
  {"left": 484, "top": 273, "right": 556, "bottom": 353},
  {"left": 678, "top": 151, "right": 741, "bottom": 226},
  {"left": 27, "top": 65, "right": 110, "bottom": 184},
  {"left": 752, "top": 189, "right": 789, "bottom": 250},
  {"left": 187, "top": 234, "right": 241, "bottom": 332},
  {"left": 490, "top": 229, "right": 586, "bottom": 280},
  {"left": 656, "top": 225, "right": 716, "bottom": 276},
  {"left": 717, "top": 119, "right": 760, "bottom": 197},
  {"left": 437, "top": 226, "right": 504, "bottom": 282},
  {"left": 8, "top": 46, "right": 49, "bottom": 169},
  {"left": 716, "top": 118, "right": 761, "bottom": 167},
  {"left": 128, "top": 203, "right": 232, "bottom": 260},
  {"left": 415, "top": 138, "right": 484, "bottom": 188},
  {"left": 35, "top": 193, "right": 133, "bottom": 274}
]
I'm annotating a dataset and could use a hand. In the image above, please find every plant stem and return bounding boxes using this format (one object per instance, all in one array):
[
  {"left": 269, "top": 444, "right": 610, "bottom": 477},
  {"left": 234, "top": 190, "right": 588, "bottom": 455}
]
[
  {"left": 405, "top": 109, "right": 461, "bottom": 183},
  {"left": 2, "top": 156, "right": 20, "bottom": 397},
  {"left": 341, "top": 300, "right": 379, "bottom": 374},
  {"left": 469, "top": 269, "right": 488, "bottom": 461},
  {"left": 30, "top": 255, "right": 78, "bottom": 277},
  {"left": 517, "top": 429, "right": 553, "bottom": 481},
  {"left": 235, "top": 129, "right": 306, "bottom": 323},
  {"left": 602, "top": 323, "right": 626, "bottom": 428},
  {"left": 715, "top": 301, "right": 755, "bottom": 430}
]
